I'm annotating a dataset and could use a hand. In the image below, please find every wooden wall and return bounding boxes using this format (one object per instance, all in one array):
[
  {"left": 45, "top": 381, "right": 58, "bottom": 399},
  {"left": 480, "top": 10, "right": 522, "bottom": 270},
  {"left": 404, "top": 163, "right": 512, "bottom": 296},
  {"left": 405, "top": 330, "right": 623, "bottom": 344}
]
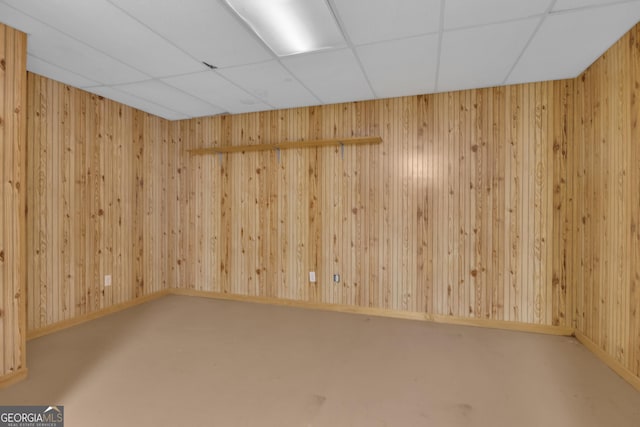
[
  {"left": 571, "top": 23, "right": 640, "bottom": 386},
  {"left": 15, "top": 19, "right": 640, "bottom": 390},
  {"left": 26, "top": 73, "right": 170, "bottom": 335},
  {"left": 169, "top": 81, "right": 573, "bottom": 330},
  {"left": 0, "top": 23, "right": 27, "bottom": 386}
]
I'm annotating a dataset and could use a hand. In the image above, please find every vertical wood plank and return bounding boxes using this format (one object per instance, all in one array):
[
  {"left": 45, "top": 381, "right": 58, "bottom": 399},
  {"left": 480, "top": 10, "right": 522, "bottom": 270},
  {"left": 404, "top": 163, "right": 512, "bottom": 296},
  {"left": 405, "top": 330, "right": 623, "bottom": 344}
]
[{"left": 0, "top": 23, "right": 27, "bottom": 382}]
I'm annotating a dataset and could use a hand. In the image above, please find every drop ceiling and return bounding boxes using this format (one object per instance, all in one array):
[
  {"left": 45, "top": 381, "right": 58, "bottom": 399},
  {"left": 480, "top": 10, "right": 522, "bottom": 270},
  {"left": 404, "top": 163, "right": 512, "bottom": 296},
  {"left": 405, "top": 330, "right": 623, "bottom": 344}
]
[{"left": 1, "top": 0, "right": 639, "bottom": 121}]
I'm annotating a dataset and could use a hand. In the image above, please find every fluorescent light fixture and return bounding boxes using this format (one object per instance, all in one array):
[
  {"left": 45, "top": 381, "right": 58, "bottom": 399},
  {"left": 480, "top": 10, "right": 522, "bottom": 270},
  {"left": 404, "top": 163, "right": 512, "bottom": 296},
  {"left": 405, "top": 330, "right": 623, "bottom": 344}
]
[{"left": 225, "top": 0, "right": 345, "bottom": 57}]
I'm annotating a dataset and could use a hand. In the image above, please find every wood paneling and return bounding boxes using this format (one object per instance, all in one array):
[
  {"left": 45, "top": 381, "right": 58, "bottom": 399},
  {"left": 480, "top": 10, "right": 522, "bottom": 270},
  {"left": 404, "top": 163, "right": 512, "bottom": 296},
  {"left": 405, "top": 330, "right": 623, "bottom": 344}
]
[
  {"left": 0, "top": 23, "right": 27, "bottom": 386},
  {"left": 571, "top": 23, "right": 640, "bottom": 386},
  {"left": 169, "top": 81, "right": 573, "bottom": 328},
  {"left": 26, "top": 73, "right": 170, "bottom": 334}
]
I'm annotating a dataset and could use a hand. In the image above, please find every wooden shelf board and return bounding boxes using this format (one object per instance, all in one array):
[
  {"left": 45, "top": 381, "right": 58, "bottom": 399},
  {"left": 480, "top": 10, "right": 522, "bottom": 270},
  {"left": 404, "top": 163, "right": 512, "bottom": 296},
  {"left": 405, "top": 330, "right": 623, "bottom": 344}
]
[{"left": 187, "top": 136, "right": 382, "bottom": 155}]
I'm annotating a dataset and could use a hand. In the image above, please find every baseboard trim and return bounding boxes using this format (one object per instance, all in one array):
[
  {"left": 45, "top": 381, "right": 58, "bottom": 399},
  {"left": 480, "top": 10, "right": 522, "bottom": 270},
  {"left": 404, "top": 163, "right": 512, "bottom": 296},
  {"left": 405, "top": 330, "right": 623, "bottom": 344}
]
[
  {"left": 171, "top": 288, "right": 430, "bottom": 321},
  {"left": 574, "top": 331, "right": 640, "bottom": 392},
  {"left": 27, "top": 290, "right": 171, "bottom": 340},
  {"left": 0, "top": 368, "right": 28, "bottom": 389},
  {"left": 430, "top": 313, "right": 573, "bottom": 336},
  {"left": 170, "top": 288, "right": 573, "bottom": 336},
  {"left": 25, "top": 287, "right": 575, "bottom": 340}
]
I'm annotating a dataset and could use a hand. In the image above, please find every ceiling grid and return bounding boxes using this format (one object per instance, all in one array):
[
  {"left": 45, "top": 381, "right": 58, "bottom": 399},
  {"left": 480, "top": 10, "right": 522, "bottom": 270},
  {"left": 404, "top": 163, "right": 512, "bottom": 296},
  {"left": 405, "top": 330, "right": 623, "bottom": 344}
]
[{"left": 1, "top": 0, "right": 638, "bottom": 119}]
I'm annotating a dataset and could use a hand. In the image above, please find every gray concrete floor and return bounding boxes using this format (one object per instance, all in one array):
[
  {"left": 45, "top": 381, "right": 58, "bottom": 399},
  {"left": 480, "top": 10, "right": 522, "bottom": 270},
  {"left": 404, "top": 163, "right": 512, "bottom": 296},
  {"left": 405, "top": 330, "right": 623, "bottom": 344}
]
[{"left": 1, "top": 295, "right": 639, "bottom": 426}]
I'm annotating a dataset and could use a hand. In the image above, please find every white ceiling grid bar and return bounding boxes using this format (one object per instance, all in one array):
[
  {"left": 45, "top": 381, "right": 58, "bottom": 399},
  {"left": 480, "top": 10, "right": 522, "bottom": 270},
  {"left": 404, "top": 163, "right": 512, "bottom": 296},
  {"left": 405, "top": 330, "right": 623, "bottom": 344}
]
[
  {"left": 324, "top": 0, "right": 378, "bottom": 99},
  {"left": 433, "top": 0, "right": 447, "bottom": 93},
  {"left": 501, "top": 0, "right": 559, "bottom": 85}
]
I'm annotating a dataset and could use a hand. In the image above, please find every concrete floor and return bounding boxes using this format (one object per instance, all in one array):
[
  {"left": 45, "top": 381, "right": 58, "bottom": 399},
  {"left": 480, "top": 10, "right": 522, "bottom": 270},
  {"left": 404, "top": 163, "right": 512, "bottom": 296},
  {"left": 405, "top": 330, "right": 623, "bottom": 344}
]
[{"left": 1, "top": 295, "right": 639, "bottom": 427}]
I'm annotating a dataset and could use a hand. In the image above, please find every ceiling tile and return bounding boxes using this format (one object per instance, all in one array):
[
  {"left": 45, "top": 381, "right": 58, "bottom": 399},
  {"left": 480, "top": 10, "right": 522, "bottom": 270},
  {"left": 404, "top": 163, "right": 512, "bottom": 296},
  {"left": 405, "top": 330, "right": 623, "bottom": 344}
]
[
  {"left": 217, "top": 61, "right": 319, "bottom": 109},
  {"left": 553, "top": 0, "right": 630, "bottom": 11},
  {"left": 281, "top": 49, "right": 374, "bottom": 104},
  {"left": 507, "top": 2, "right": 640, "bottom": 84},
  {"left": 162, "top": 71, "right": 271, "bottom": 114},
  {"left": 438, "top": 18, "right": 539, "bottom": 92},
  {"left": 108, "top": 0, "right": 273, "bottom": 68},
  {"left": 27, "top": 55, "right": 100, "bottom": 88},
  {"left": 5, "top": 0, "right": 203, "bottom": 77},
  {"left": 27, "top": 26, "right": 148, "bottom": 85},
  {"left": 332, "top": 0, "right": 441, "bottom": 45},
  {"left": 114, "top": 80, "right": 226, "bottom": 118},
  {"left": 0, "top": 1, "right": 44, "bottom": 34},
  {"left": 444, "top": 0, "right": 551, "bottom": 29},
  {"left": 357, "top": 34, "right": 439, "bottom": 98},
  {"left": 88, "top": 86, "right": 188, "bottom": 120},
  {"left": 0, "top": 1, "right": 147, "bottom": 84}
]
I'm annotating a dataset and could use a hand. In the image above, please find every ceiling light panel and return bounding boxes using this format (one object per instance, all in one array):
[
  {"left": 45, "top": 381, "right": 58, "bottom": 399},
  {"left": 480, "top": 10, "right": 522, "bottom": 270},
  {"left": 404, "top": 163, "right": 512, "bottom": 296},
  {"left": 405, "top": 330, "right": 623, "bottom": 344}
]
[
  {"left": 27, "top": 55, "right": 100, "bottom": 88},
  {"left": 438, "top": 18, "right": 539, "bottom": 92},
  {"left": 357, "top": 34, "right": 439, "bottom": 98},
  {"left": 224, "top": 0, "right": 345, "bottom": 56},
  {"left": 4, "top": 0, "right": 203, "bottom": 77},
  {"left": 444, "top": 0, "right": 551, "bottom": 30},
  {"left": 89, "top": 86, "right": 188, "bottom": 120},
  {"left": 281, "top": 48, "right": 374, "bottom": 104},
  {"left": 162, "top": 72, "right": 271, "bottom": 114},
  {"left": 218, "top": 61, "right": 319, "bottom": 109},
  {"left": 507, "top": 1, "right": 640, "bottom": 84},
  {"left": 114, "top": 80, "right": 226, "bottom": 118},
  {"left": 332, "top": 0, "right": 440, "bottom": 45},
  {"left": 108, "top": 0, "right": 272, "bottom": 68}
]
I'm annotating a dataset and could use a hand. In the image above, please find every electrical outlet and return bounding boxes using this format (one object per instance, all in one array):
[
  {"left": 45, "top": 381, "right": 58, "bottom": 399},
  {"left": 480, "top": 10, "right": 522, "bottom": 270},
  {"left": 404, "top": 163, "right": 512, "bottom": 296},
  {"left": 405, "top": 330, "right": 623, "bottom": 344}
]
[
  {"left": 309, "top": 271, "right": 317, "bottom": 283},
  {"left": 104, "top": 275, "right": 112, "bottom": 287}
]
